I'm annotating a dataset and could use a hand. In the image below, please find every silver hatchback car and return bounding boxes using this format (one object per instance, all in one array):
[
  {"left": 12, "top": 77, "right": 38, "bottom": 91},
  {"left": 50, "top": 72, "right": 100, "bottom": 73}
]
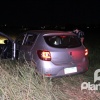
[
  {"left": 0, "top": 30, "right": 89, "bottom": 77},
  {"left": 15, "top": 30, "right": 89, "bottom": 77}
]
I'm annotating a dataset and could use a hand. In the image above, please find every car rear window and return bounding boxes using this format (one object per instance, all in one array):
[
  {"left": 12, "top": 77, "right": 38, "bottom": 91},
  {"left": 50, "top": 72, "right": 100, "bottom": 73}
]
[{"left": 44, "top": 35, "right": 81, "bottom": 48}]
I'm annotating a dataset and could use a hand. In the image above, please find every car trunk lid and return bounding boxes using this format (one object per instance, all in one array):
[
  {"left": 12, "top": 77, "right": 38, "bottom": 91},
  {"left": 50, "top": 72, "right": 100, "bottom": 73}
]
[{"left": 43, "top": 34, "right": 85, "bottom": 65}]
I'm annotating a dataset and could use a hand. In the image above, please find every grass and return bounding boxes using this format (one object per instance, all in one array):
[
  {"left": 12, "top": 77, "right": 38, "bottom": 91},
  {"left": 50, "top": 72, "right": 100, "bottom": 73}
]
[
  {"left": 0, "top": 40, "right": 100, "bottom": 100},
  {"left": 0, "top": 60, "right": 70, "bottom": 100}
]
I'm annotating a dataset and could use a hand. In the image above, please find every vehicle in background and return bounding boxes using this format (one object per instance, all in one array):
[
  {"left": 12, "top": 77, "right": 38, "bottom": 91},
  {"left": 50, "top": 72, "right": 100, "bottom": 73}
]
[{"left": 0, "top": 32, "right": 14, "bottom": 59}]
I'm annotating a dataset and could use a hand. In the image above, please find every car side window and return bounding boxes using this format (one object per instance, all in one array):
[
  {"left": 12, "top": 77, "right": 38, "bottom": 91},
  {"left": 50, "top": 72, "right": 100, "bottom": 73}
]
[
  {"left": 24, "top": 34, "right": 37, "bottom": 46},
  {"left": 15, "top": 33, "right": 27, "bottom": 45},
  {"left": 44, "top": 35, "right": 81, "bottom": 48}
]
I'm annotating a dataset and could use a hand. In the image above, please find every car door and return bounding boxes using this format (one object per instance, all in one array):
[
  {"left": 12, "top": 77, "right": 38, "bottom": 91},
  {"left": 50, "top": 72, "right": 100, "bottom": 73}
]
[
  {"left": 14, "top": 33, "right": 27, "bottom": 59},
  {"left": 0, "top": 32, "right": 14, "bottom": 59},
  {"left": 18, "top": 33, "right": 37, "bottom": 61}
]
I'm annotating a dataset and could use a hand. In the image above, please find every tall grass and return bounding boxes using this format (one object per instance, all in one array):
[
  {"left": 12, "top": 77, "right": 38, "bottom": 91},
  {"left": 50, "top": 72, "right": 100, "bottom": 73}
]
[{"left": 0, "top": 60, "right": 70, "bottom": 100}]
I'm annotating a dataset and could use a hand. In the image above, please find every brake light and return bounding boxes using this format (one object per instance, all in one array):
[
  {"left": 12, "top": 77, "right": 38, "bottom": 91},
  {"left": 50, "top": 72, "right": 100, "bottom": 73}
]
[
  {"left": 37, "top": 50, "right": 51, "bottom": 61},
  {"left": 60, "top": 35, "right": 67, "bottom": 38},
  {"left": 85, "top": 49, "right": 88, "bottom": 56},
  {"left": 44, "top": 74, "right": 52, "bottom": 76}
]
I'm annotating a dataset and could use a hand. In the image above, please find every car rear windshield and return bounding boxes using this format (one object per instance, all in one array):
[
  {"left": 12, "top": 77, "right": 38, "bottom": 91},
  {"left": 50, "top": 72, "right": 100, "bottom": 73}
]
[{"left": 44, "top": 35, "right": 81, "bottom": 48}]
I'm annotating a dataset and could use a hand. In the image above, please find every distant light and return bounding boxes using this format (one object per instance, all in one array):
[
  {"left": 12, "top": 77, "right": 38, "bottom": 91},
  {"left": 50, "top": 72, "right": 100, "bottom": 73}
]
[
  {"left": 23, "top": 28, "right": 27, "bottom": 30},
  {"left": 87, "top": 26, "right": 89, "bottom": 29},
  {"left": 5, "top": 24, "right": 7, "bottom": 27},
  {"left": 41, "top": 26, "right": 45, "bottom": 29},
  {"left": 61, "top": 26, "right": 65, "bottom": 29}
]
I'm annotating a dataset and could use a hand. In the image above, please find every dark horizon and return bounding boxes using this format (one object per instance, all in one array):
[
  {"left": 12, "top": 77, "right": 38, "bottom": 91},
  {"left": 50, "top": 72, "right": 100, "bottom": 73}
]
[{"left": 0, "top": 1, "right": 100, "bottom": 27}]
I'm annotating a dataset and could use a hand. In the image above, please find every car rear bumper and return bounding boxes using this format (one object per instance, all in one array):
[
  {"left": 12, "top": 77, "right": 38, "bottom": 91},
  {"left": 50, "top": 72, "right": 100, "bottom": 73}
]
[{"left": 36, "top": 58, "right": 89, "bottom": 78}]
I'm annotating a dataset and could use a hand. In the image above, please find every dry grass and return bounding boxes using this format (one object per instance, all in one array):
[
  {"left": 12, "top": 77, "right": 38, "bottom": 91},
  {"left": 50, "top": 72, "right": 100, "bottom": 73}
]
[
  {"left": 0, "top": 59, "right": 100, "bottom": 100},
  {"left": 0, "top": 60, "right": 69, "bottom": 100}
]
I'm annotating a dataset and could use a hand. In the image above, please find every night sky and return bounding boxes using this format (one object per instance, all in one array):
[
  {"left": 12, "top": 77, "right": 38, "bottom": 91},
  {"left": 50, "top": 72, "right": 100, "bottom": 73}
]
[{"left": 0, "top": 0, "right": 100, "bottom": 27}]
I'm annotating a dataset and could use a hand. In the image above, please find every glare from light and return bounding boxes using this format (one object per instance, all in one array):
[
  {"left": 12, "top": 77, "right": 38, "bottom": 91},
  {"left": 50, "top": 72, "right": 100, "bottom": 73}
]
[{"left": 0, "top": 39, "right": 5, "bottom": 44}]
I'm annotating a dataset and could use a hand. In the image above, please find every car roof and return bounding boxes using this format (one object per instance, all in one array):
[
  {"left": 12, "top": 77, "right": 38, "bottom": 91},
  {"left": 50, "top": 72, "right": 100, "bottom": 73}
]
[{"left": 26, "top": 30, "right": 76, "bottom": 36}]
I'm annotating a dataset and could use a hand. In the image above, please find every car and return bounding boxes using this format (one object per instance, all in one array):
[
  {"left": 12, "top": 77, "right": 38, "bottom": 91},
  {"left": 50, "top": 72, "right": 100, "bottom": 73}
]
[
  {"left": 0, "top": 32, "right": 14, "bottom": 59},
  {"left": 0, "top": 30, "right": 89, "bottom": 77}
]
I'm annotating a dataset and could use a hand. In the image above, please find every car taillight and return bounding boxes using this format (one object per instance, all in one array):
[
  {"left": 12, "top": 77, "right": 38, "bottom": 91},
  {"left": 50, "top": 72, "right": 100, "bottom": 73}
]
[
  {"left": 37, "top": 50, "right": 51, "bottom": 61},
  {"left": 85, "top": 49, "right": 88, "bottom": 56}
]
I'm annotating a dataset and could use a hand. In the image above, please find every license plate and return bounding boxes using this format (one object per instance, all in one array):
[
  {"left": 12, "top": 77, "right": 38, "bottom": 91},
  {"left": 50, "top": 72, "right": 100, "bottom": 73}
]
[{"left": 64, "top": 67, "right": 77, "bottom": 74}]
